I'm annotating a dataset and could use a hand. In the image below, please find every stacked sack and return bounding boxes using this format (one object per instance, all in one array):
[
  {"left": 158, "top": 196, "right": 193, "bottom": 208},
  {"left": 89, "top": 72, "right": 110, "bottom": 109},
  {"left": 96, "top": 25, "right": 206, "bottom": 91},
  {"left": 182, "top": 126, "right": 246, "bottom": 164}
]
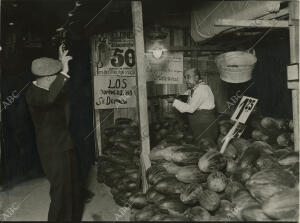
[{"left": 97, "top": 118, "right": 142, "bottom": 206}]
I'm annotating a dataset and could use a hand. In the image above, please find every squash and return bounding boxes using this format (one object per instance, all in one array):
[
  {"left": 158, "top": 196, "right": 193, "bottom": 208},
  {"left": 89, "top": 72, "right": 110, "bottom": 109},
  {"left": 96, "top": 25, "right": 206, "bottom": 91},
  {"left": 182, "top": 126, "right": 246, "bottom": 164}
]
[
  {"left": 146, "top": 187, "right": 167, "bottom": 204},
  {"left": 187, "top": 206, "right": 211, "bottom": 221},
  {"left": 226, "top": 158, "right": 238, "bottom": 173},
  {"left": 278, "top": 152, "right": 299, "bottom": 166},
  {"left": 272, "top": 149, "right": 290, "bottom": 159},
  {"left": 154, "top": 177, "right": 186, "bottom": 195},
  {"left": 231, "top": 189, "right": 260, "bottom": 220},
  {"left": 224, "top": 181, "right": 245, "bottom": 201},
  {"left": 198, "top": 150, "right": 226, "bottom": 173},
  {"left": 241, "top": 205, "right": 273, "bottom": 221},
  {"left": 158, "top": 199, "right": 188, "bottom": 216},
  {"left": 223, "top": 143, "right": 238, "bottom": 160},
  {"left": 121, "top": 127, "right": 138, "bottom": 137},
  {"left": 251, "top": 141, "right": 274, "bottom": 154},
  {"left": 238, "top": 146, "right": 261, "bottom": 169},
  {"left": 166, "top": 146, "right": 204, "bottom": 165},
  {"left": 134, "top": 204, "right": 157, "bottom": 221},
  {"left": 198, "top": 189, "right": 220, "bottom": 212},
  {"left": 277, "top": 133, "right": 292, "bottom": 146},
  {"left": 262, "top": 188, "right": 299, "bottom": 220},
  {"left": 149, "top": 145, "right": 183, "bottom": 162},
  {"left": 128, "top": 192, "right": 148, "bottom": 209},
  {"left": 175, "top": 165, "right": 208, "bottom": 183},
  {"left": 160, "top": 162, "right": 182, "bottom": 175},
  {"left": 146, "top": 165, "right": 168, "bottom": 185},
  {"left": 231, "top": 168, "right": 257, "bottom": 184},
  {"left": 161, "top": 215, "right": 189, "bottom": 221},
  {"left": 256, "top": 153, "right": 280, "bottom": 170},
  {"left": 149, "top": 213, "right": 168, "bottom": 221},
  {"left": 207, "top": 171, "right": 227, "bottom": 192},
  {"left": 103, "top": 127, "right": 117, "bottom": 136},
  {"left": 231, "top": 138, "right": 251, "bottom": 155},
  {"left": 246, "top": 169, "right": 296, "bottom": 203},
  {"left": 180, "top": 183, "right": 203, "bottom": 204},
  {"left": 251, "top": 129, "right": 269, "bottom": 142}
]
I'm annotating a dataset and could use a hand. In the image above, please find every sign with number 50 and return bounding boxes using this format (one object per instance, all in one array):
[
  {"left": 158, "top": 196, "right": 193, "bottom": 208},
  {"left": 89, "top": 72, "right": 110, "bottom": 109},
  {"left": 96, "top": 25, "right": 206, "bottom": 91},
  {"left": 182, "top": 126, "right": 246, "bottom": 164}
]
[
  {"left": 231, "top": 96, "right": 258, "bottom": 124},
  {"left": 94, "top": 30, "right": 136, "bottom": 76}
]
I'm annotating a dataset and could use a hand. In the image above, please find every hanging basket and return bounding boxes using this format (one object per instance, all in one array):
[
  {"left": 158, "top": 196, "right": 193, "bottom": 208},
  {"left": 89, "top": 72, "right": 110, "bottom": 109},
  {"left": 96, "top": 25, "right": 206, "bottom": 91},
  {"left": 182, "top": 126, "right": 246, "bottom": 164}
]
[{"left": 215, "top": 51, "right": 257, "bottom": 83}]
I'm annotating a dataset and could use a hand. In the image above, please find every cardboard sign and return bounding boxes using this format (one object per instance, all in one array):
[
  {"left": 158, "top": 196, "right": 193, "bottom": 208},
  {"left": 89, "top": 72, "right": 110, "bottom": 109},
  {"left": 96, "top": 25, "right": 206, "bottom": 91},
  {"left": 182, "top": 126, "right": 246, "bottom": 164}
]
[
  {"left": 145, "top": 52, "right": 183, "bottom": 84},
  {"left": 94, "top": 76, "right": 137, "bottom": 109},
  {"left": 233, "top": 123, "right": 246, "bottom": 138},
  {"left": 93, "top": 30, "right": 136, "bottom": 76},
  {"left": 231, "top": 96, "right": 258, "bottom": 124}
]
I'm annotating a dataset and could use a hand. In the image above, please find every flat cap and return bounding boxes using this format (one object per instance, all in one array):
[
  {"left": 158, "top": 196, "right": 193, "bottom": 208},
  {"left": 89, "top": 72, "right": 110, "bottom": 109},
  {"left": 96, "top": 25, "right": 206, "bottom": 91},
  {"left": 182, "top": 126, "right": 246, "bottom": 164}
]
[{"left": 31, "top": 57, "right": 62, "bottom": 76}]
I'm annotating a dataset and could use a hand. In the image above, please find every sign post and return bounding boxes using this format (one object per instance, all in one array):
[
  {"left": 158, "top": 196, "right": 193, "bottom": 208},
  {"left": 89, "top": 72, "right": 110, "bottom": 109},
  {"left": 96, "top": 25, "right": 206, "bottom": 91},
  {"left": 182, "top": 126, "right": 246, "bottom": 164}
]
[{"left": 220, "top": 96, "right": 258, "bottom": 154}]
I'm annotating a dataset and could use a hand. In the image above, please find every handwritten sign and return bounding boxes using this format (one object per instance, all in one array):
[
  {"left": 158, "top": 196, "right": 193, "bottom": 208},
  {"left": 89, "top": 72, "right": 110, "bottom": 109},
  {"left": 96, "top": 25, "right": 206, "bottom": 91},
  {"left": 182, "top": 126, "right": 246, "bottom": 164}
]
[
  {"left": 231, "top": 96, "right": 258, "bottom": 124},
  {"left": 93, "top": 30, "right": 136, "bottom": 76},
  {"left": 145, "top": 52, "right": 183, "bottom": 84},
  {"left": 94, "top": 76, "right": 137, "bottom": 109}
]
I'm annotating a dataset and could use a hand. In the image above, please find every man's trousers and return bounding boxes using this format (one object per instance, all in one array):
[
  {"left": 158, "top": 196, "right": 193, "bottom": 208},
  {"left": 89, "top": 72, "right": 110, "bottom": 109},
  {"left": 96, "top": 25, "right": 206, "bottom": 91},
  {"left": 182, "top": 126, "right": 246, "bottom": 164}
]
[{"left": 39, "top": 149, "right": 83, "bottom": 221}]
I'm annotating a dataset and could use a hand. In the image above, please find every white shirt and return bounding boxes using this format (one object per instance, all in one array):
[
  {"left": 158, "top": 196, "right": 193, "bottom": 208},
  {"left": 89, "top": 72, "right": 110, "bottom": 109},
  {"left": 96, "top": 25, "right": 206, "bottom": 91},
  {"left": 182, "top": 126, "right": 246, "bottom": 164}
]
[{"left": 172, "top": 83, "right": 215, "bottom": 113}]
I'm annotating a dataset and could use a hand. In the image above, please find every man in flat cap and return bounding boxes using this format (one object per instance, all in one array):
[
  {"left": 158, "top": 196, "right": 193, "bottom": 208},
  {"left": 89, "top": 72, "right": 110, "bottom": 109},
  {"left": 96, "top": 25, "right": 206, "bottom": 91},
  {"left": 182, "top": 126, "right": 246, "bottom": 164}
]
[{"left": 26, "top": 45, "right": 82, "bottom": 221}]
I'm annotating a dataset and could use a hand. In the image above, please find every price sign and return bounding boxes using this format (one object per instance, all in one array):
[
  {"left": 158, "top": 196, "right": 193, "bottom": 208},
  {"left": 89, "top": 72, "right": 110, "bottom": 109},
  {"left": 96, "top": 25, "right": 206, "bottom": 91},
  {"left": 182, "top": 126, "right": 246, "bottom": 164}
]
[
  {"left": 233, "top": 124, "right": 246, "bottom": 138},
  {"left": 93, "top": 30, "right": 136, "bottom": 76},
  {"left": 231, "top": 96, "right": 258, "bottom": 124}
]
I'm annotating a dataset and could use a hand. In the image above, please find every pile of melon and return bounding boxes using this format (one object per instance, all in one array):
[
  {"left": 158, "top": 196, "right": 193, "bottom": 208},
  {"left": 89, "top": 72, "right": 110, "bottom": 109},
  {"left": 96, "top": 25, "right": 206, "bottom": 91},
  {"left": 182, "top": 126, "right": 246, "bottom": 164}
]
[{"left": 128, "top": 115, "right": 298, "bottom": 221}]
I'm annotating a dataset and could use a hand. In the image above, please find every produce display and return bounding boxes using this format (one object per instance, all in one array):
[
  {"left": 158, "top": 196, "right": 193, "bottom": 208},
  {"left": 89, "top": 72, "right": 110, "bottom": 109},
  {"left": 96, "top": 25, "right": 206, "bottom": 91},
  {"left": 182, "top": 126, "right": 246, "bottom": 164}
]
[
  {"left": 128, "top": 114, "right": 299, "bottom": 221},
  {"left": 97, "top": 118, "right": 142, "bottom": 206},
  {"left": 97, "top": 114, "right": 298, "bottom": 221}
]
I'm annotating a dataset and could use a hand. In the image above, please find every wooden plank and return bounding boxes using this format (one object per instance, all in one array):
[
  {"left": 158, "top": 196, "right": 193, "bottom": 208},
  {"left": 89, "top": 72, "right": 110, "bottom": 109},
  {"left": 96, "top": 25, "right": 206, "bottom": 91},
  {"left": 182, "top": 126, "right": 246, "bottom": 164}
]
[
  {"left": 215, "top": 18, "right": 289, "bottom": 28},
  {"left": 287, "top": 64, "right": 299, "bottom": 81},
  {"left": 288, "top": 81, "right": 299, "bottom": 90},
  {"left": 289, "top": 1, "right": 299, "bottom": 152},
  {"left": 131, "top": 1, "right": 151, "bottom": 193},
  {"left": 90, "top": 36, "right": 101, "bottom": 158}
]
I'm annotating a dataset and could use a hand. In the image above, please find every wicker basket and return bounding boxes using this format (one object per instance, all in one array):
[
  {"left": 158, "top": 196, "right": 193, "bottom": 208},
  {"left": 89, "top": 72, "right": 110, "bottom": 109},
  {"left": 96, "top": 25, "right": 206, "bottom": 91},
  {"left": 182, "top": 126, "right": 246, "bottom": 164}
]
[{"left": 216, "top": 51, "right": 257, "bottom": 83}]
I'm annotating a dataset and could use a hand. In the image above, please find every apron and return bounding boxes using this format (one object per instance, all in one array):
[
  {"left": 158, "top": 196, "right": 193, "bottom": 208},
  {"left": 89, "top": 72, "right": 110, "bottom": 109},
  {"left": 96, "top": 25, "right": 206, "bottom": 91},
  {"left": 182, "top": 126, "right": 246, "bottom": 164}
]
[{"left": 187, "top": 82, "right": 218, "bottom": 144}]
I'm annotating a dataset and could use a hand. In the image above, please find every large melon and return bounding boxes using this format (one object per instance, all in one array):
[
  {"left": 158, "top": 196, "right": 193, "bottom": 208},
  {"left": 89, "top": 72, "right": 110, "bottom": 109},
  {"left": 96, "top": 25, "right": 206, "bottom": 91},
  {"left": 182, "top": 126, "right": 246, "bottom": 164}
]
[
  {"left": 154, "top": 177, "right": 186, "bottom": 195},
  {"left": 262, "top": 188, "right": 299, "bottom": 220},
  {"left": 187, "top": 206, "right": 211, "bottom": 221},
  {"left": 246, "top": 169, "right": 296, "bottom": 203},
  {"left": 241, "top": 205, "right": 273, "bottom": 221},
  {"left": 198, "top": 189, "right": 220, "bottom": 212},
  {"left": 180, "top": 183, "right": 203, "bottom": 204},
  {"left": 207, "top": 171, "right": 227, "bottom": 192},
  {"left": 176, "top": 165, "right": 207, "bottom": 183},
  {"left": 198, "top": 150, "right": 226, "bottom": 173}
]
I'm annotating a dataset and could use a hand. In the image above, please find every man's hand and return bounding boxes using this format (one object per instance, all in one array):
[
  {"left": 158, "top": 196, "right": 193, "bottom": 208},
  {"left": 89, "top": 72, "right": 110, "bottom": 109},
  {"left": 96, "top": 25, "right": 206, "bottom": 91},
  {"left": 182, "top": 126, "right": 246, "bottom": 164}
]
[
  {"left": 166, "top": 96, "right": 175, "bottom": 103},
  {"left": 59, "top": 44, "right": 72, "bottom": 74}
]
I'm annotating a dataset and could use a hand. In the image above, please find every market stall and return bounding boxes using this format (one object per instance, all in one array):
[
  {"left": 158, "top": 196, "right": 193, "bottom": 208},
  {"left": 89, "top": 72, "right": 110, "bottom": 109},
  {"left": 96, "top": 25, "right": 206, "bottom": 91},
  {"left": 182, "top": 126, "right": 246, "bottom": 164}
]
[{"left": 56, "top": 0, "right": 299, "bottom": 221}]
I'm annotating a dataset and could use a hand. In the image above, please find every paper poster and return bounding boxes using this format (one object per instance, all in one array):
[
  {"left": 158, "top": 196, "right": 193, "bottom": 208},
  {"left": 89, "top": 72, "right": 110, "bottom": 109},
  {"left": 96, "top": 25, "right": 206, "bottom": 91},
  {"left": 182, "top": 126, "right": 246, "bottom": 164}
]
[
  {"left": 94, "top": 76, "right": 137, "bottom": 109},
  {"left": 145, "top": 52, "right": 183, "bottom": 84},
  {"left": 92, "top": 30, "right": 136, "bottom": 76}
]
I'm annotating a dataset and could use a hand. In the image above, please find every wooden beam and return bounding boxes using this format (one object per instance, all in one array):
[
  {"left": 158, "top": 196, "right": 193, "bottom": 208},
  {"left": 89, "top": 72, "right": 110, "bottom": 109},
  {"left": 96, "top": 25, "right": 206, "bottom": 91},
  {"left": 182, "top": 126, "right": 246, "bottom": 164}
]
[
  {"left": 90, "top": 36, "right": 101, "bottom": 158},
  {"left": 215, "top": 19, "right": 289, "bottom": 28},
  {"left": 288, "top": 1, "right": 299, "bottom": 152},
  {"left": 131, "top": 1, "right": 151, "bottom": 193}
]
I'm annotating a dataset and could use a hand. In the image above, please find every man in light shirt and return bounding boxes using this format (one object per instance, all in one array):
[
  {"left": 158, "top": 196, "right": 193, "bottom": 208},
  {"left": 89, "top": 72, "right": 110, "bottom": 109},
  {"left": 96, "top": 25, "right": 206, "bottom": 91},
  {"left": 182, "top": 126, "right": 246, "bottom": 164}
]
[{"left": 169, "top": 68, "right": 218, "bottom": 144}]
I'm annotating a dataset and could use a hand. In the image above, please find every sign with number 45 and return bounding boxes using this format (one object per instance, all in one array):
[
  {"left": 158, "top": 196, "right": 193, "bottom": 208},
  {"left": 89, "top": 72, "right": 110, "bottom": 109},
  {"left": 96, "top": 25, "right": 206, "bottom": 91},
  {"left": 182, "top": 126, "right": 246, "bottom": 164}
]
[{"left": 231, "top": 96, "right": 258, "bottom": 124}]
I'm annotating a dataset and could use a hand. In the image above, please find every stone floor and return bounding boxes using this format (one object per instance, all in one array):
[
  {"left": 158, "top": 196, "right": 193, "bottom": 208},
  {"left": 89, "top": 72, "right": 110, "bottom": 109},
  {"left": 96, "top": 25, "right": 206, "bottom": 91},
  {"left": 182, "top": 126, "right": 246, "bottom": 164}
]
[{"left": 0, "top": 165, "right": 130, "bottom": 221}]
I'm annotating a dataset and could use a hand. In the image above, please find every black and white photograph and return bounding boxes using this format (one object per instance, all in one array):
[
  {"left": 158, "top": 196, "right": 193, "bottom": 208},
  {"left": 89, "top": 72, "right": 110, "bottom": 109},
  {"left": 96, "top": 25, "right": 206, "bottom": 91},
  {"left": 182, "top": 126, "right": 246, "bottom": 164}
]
[{"left": 0, "top": 0, "right": 299, "bottom": 221}]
